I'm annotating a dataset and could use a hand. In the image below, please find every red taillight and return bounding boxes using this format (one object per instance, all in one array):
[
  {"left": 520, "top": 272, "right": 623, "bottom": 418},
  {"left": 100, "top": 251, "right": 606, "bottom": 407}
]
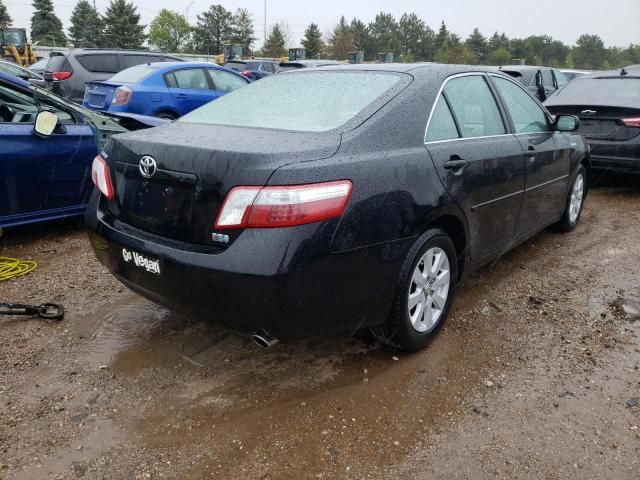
[
  {"left": 618, "top": 117, "right": 640, "bottom": 128},
  {"left": 112, "top": 86, "right": 132, "bottom": 105},
  {"left": 91, "top": 154, "right": 114, "bottom": 200},
  {"left": 215, "top": 180, "right": 353, "bottom": 229},
  {"left": 241, "top": 71, "right": 253, "bottom": 77},
  {"left": 51, "top": 71, "right": 72, "bottom": 81}
]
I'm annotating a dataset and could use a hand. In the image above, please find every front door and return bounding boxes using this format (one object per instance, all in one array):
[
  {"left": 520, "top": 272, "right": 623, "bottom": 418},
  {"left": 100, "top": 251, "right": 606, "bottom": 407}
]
[
  {"left": 489, "top": 74, "right": 571, "bottom": 237},
  {"left": 425, "top": 74, "right": 526, "bottom": 262}
]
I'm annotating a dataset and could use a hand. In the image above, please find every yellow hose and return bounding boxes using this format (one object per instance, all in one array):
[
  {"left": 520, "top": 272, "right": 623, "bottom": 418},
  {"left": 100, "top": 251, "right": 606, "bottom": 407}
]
[{"left": 0, "top": 257, "right": 37, "bottom": 281}]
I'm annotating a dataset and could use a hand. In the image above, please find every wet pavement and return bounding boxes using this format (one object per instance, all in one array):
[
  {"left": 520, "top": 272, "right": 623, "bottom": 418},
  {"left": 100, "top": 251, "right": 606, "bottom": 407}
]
[{"left": 1, "top": 181, "right": 639, "bottom": 479}]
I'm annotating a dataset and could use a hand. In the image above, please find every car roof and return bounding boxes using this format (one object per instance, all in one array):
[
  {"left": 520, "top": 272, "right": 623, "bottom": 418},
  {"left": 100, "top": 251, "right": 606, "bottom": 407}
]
[
  {"left": 588, "top": 68, "right": 640, "bottom": 79},
  {"left": 497, "top": 65, "right": 551, "bottom": 73},
  {"left": 313, "top": 63, "right": 512, "bottom": 76},
  {"left": 145, "top": 61, "right": 223, "bottom": 70},
  {"left": 0, "top": 70, "right": 30, "bottom": 87}
]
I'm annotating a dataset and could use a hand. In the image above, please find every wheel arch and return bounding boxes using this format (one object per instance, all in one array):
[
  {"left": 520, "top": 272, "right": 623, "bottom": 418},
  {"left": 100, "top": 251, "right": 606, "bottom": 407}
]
[{"left": 421, "top": 207, "right": 469, "bottom": 280}]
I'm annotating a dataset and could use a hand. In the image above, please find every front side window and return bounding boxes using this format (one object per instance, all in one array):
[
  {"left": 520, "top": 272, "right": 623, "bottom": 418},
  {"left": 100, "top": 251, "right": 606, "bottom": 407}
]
[
  {"left": 169, "top": 69, "right": 209, "bottom": 90},
  {"left": 492, "top": 76, "right": 549, "bottom": 133},
  {"left": 179, "top": 71, "right": 403, "bottom": 132},
  {"left": 207, "top": 69, "right": 248, "bottom": 92},
  {"left": 425, "top": 95, "right": 459, "bottom": 142},
  {"left": 443, "top": 75, "right": 506, "bottom": 138},
  {"left": 554, "top": 70, "right": 569, "bottom": 88}
]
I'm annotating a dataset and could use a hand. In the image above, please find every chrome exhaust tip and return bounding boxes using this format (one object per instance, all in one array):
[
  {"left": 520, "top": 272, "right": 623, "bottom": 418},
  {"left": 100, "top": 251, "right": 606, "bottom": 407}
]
[{"left": 251, "top": 333, "right": 279, "bottom": 348}]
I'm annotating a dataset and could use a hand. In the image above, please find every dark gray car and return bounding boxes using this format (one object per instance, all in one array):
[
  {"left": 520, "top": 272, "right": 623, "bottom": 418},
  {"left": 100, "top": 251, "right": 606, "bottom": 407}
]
[
  {"left": 44, "top": 49, "right": 183, "bottom": 104},
  {"left": 496, "top": 65, "right": 569, "bottom": 102}
]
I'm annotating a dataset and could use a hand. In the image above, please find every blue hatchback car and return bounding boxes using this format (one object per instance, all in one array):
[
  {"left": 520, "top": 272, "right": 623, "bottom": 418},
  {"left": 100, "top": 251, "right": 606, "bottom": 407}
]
[{"left": 83, "top": 62, "right": 251, "bottom": 119}]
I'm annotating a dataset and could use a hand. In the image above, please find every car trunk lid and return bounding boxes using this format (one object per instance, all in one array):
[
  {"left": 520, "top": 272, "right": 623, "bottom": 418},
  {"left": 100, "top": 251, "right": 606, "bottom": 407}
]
[
  {"left": 547, "top": 105, "right": 640, "bottom": 141},
  {"left": 84, "top": 81, "right": 121, "bottom": 110},
  {"left": 104, "top": 122, "right": 341, "bottom": 245}
]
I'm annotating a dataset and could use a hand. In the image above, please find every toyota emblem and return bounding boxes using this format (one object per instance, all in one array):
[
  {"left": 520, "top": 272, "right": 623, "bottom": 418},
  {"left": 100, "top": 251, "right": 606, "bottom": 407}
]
[{"left": 139, "top": 155, "right": 157, "bottom": 178}]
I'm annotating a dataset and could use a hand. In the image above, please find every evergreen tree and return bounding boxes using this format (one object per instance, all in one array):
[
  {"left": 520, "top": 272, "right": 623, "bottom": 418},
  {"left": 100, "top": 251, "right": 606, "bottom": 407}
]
[
  {"left": 488, "top": 32, "right": 510, "bottom": 51},
  {"left": 486, "top": 47, "right": 512, "bottom": 66},
  {"left": 148, "top": 9, "right": 190, "bottom": 52},
  {"left": 369, "top": 12, "right": 400, "bottom": 55},
  {"left": 466, "top": 28, "right": 488, "bottom": 63},
  {"left": 398, "top": 12, "right": 425, "bottom": 60},
  {"left": 193, "top": 4, "right": 233, "bottom": 55},
  {"left": 31, "top": 0, "right": 67, "bottom": 46},
  {"left": 102, "top": 0, "right": 145, "bottom": 48},
  {"left": 301, "top": 23, "right": 324, "bottom": 59},
  {"left": 69, "top": 0, "right": 102, "bottom": 48},
  {"left": 0, "top": 0, "right": 12, "bottom": 29},
  {"left": 350, "top": 18, "right": 373, "bottom": 60},
  {"left": 435, "top": 21, "right": 449, "bottom": 52},
  {"left": 573, "top": 34, "right": 606, "bottom": 69},
  {"left": 327, "top": 16, "right": 354, "bottom": 60},
  {"left": 262, "top": 24, "right": 286, "bottom": 57},
  {"left": 231, "top": 8, "right": 255, "bottom": 53}
]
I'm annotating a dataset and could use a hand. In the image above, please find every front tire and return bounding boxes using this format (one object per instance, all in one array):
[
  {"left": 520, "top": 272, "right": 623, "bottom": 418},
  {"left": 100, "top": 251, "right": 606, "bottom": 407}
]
[
  {"left": 555, "top": 164, "right": 587, "bottom": 232},
  {"left": 371, "top": 228, "right": 458, "bottom": 351},
  {"left": 154, "top": 111, "right": 177, "bottom": 120}
]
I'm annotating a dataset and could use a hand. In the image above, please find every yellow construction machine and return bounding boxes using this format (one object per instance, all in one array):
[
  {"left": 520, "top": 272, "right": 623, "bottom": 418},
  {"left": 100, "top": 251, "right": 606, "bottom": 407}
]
[{"left": 1, "top": 28, "right": 37, "bottom": 66}]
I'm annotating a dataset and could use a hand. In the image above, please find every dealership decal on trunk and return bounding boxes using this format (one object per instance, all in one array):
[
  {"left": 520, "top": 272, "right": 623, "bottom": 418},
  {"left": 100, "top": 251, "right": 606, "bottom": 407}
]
[{"left": 122, "top": 248, "right": 161, "bottom": 275}]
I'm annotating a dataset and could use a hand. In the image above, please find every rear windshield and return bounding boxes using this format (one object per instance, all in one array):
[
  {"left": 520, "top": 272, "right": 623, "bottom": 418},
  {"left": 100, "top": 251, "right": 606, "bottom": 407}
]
[
  {"left": 109, "top": 65, "right": 158, "bottom": 83},
  {"left": 179, "top": 71, "right": 403, "bottom": 132},
  {"left": 550, "top": 77, "right": 640, "bottom": 106}
]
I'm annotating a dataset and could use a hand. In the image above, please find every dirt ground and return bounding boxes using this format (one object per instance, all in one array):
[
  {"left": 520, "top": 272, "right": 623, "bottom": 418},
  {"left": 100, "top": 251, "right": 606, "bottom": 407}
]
[{"left": 1, "top": 179, "right": 639, "bottom": 480}]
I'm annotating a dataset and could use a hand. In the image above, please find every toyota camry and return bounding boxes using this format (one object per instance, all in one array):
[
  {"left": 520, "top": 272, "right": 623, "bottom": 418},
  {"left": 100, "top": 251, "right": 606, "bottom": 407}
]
[{"left": 85, "top": 64, "right": 589, "bottom": 351}]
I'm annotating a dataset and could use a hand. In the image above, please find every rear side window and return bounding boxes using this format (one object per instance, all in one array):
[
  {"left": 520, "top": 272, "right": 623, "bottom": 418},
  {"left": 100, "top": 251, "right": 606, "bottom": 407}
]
[
  {"left": 443, "top": 75, "right": 506, "bottom": 138},
  {"left": 179, "top": 71, "right": 403, "bottom": 132},
  {"left": 425, "top": 96, "right": 460, "bottom": 142},
  {"left": 492, "top": 76, "right": 549, "bottom": 133},
  {"left": 167, "top": 68, "right": 209, "bottom": 90},
  {"left": 76, "top": 54, "right": 119, "bottom": 73},
  {"left": 207, "top": 69, "right": 247, "bottom": 92}
]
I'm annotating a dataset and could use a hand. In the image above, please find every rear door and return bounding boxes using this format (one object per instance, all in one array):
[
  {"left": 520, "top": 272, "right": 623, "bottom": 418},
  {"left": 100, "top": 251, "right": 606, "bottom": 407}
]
[
  {"left": 164, "top": 68, "right": 215, "bottom": 116},
  {"left": 490, "top": 74, "right": 571, "bottom": 236},
  {"left": 0, "top": 81, "right": 97, "bottom": 225},
  {"left": 425, "top": 73, "right": 526, "bottom": 262}
]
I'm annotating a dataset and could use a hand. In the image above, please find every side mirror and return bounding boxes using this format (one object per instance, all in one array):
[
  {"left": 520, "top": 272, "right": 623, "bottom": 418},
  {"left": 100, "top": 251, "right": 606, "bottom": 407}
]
[
  {"left": 33, "top": 110, "right": 59, "bottom": 137},
  {"left": 555, "top": 114, "right": 580, "bottom": 132}
]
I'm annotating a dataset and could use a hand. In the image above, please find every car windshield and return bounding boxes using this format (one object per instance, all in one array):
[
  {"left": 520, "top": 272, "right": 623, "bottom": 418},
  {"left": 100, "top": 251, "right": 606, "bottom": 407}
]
[
  {"left": 179, "top": 71, "right": 402, "bottom": 132},
  {"left": 108, "top": 65, "right": 158, "bottom": 83},
  {"left": 550, "top": 77, "right": 640, "bottom": 106}
]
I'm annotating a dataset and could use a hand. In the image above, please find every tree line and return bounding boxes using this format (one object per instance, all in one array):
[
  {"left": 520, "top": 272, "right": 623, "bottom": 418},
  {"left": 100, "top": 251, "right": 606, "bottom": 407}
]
[{"left": 2, "top": 0, "right": 638, "bottom": 70}]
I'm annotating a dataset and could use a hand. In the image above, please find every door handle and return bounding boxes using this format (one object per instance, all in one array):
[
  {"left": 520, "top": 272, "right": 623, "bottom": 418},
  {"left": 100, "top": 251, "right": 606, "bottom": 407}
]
[
  {"left": 525, "top": 146, "right": 537, "bottom": 158},
  {"left": 175, "top": 93, "right": 187, "bottom": 99},
  {"left": 443, "top": 157, "right": 468, "bottom": 170}
]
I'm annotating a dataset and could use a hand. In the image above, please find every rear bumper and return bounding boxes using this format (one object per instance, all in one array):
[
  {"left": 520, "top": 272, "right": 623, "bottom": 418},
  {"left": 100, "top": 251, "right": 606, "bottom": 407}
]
[
  {"left": 588, "top": 141, "right": 640, "bottom": 173},
  {"left": 84, "top": 192, "right": 411, "bottom": 339}
]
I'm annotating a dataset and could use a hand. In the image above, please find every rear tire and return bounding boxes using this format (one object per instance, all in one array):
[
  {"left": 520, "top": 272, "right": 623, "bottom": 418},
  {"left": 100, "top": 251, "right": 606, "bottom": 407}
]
[
  {"left": 371, "top": 228, "right": 458, "bottom": 352},
  {"left": 555, "top": 164, "right": 587, "bottom": 232}
]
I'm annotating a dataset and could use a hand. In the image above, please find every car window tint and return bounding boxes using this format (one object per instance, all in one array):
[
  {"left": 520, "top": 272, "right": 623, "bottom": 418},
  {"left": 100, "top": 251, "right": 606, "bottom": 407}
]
[
  {"left": 0, "top": 84, "right": 38, "bottom": 122},
  {"left": 554, "top": 70, "right": 569, "bottom": 87},
  {"left": 76, "top": 54, "right": 119, "bottom": 73},
  {"left": 425, "top": 95, "right": 459, "bottom": 142},
  {"left": 164, "top": 72, "right": 177, "bottom": 88},
  {"left": 45, "top": 55, "right": 68, "bottom": 72},
  {"left": 492, "top": 76, "right": 549, "bottom": 133},
  {"left": 541, "top": 69, "right": 554, "bottom": 87},
  {"left": 171, "top": 68, "right": 209, "bottom": 90},
  {"left": 120, "top": 55, "right": 156, "bottom": 70},
  {"left": 207, "top": 69, "right": 247, "bottom": 92},
  {"left": 262, "top": 63, "right": 276, "bottom": 73},
  {"left": 443, "top": 75, "right": 505, "bottom": 138}
]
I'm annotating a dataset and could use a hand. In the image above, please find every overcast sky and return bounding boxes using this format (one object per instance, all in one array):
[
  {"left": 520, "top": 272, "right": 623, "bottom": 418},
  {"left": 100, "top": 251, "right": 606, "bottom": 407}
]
[{"left": 5, "top": 0, "right": 640, "bottom": 48}]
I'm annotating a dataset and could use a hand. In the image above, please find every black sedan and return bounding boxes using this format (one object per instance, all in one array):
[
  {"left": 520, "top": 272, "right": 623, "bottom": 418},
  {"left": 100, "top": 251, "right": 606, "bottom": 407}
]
[
  {"left": 85, "top": 64, "right": 589, "bottom": 351},
  {"left": 545, "top": 68, "right": 640, "bottom": 174}
]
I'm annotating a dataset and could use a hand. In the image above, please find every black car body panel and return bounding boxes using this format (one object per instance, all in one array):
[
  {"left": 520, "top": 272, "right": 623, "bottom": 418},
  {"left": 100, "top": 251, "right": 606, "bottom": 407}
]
[
  {"left": 86, "top": 64, "right": 588, "bottom": 340},
  {"left": 545, "top": 70, "right": 640, "bottom": 173}
]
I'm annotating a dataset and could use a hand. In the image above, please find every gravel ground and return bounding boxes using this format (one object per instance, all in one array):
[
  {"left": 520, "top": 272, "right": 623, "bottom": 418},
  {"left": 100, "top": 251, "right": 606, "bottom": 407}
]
[{"left": 1, "top": 180, "right": 639, "bottom": 479}]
